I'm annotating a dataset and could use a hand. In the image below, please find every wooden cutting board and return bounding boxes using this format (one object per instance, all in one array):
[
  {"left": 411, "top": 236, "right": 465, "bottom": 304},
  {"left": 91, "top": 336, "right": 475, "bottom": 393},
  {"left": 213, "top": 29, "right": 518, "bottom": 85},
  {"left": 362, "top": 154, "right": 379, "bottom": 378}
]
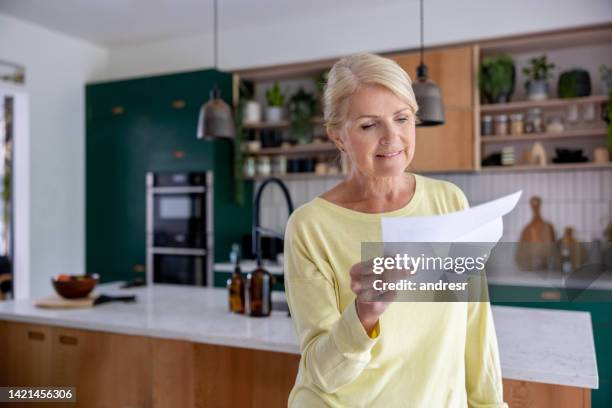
[{"left": 34, "top": 293, "right": 98, "bottom": 309}]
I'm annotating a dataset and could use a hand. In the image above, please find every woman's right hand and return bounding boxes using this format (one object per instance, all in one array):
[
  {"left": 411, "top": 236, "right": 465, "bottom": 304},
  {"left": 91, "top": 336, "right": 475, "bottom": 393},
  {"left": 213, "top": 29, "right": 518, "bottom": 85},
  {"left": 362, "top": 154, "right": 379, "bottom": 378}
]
[{"left": 349, "top": 259, "right": 411, "bottom": 334}]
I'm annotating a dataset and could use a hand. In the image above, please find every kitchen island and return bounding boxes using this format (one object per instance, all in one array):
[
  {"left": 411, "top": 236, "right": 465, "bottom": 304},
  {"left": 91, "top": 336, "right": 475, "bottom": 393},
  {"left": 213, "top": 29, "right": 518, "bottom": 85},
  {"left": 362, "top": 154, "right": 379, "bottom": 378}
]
[{"left": 0, "top": 283, "right": 598, "bottom": 407}]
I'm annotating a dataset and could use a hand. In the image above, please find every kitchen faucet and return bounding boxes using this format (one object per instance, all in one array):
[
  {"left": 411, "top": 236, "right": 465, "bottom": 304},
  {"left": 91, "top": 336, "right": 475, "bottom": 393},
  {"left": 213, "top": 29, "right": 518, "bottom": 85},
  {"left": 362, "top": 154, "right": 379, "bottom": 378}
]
[{"left": 252, "top": 177, "right": 294, "bottom": 267}]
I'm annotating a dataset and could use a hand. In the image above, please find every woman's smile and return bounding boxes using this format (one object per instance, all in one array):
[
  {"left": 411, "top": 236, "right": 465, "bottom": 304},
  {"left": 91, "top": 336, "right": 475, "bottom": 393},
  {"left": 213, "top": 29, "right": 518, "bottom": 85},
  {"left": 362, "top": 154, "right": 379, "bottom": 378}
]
[{"left": 375, "top": 148, "right": 405, "bottom": 159}]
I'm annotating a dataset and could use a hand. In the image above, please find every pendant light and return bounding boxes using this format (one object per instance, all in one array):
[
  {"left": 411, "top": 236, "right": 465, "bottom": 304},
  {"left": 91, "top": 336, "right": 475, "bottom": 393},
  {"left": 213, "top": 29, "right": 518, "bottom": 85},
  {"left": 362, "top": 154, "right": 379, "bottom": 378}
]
[
  {"left": 197, "top": 0, "right": 235, "bottom": 139},
  {"left": 413, "top": 0, "right": 445, "bottom": 126}
]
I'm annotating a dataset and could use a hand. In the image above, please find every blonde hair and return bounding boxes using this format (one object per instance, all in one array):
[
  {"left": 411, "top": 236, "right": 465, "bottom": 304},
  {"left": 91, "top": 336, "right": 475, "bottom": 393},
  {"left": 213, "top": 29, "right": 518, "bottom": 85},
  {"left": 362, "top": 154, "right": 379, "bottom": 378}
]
[{"left": 323, "top": 53, "right": 418, "bottom": 130}]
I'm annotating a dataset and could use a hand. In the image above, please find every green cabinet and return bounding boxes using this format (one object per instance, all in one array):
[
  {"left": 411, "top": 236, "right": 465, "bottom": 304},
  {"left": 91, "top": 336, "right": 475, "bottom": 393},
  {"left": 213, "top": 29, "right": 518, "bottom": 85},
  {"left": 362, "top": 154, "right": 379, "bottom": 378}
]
[
  {"left": 490, "top": 285, "right": 612, "bottom": 408},
  {"left": 86, "top": 70, "right": 252, "bottom": 285}
]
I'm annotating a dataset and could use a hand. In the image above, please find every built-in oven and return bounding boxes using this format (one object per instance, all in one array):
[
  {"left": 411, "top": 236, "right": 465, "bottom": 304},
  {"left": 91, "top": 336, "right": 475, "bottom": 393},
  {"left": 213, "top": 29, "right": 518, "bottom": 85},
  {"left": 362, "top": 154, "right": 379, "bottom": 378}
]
[{"left": 146, "top": 172, "right": 213, "bottom": 286}]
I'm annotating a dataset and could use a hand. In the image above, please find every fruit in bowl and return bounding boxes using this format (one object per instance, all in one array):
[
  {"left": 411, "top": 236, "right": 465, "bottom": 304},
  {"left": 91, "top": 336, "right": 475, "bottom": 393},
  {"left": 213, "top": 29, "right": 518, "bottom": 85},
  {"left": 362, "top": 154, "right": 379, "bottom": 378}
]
[{"left": 51, "top": 274, "right": 99, "bottom": 299}]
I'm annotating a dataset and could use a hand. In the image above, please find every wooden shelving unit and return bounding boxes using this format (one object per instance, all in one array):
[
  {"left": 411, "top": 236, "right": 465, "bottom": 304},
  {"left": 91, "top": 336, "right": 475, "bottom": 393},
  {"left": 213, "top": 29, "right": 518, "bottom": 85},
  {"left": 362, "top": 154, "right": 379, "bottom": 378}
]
[
  {"left": 246, "top": 142, "right": 337, "bottom": 157},
  {"left": 481, "top": 128, "right": 607, "bottom": 144},
  {"left": 480, "top": 95, "right": 608, "bottom": 113},
  {"left": 481, "top": 162, "right": 612, "bottom": 173},
  {"left": 243, "top": 117, "right": 324, "bottom": 130}
]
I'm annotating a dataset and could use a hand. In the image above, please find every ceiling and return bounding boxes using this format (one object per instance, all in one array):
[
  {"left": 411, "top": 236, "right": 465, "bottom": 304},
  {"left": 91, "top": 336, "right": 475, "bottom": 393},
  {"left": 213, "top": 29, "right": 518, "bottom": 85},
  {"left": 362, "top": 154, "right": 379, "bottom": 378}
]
[{"left": 0, "top": 0, "right": 401, "bottom": 47}]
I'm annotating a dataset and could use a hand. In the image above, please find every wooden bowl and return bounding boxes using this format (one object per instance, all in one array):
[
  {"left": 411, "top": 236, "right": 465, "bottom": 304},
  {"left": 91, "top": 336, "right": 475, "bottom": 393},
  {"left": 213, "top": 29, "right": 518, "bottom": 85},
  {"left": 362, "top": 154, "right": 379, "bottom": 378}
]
[{"left": 51, "top": 274, "right": 99, "bottom": 299}]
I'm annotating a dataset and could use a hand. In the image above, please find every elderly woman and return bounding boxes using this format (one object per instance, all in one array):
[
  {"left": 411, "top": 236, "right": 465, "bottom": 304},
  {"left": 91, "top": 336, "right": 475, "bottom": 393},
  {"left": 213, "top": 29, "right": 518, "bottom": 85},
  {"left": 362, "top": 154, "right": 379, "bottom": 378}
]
[{"left": 283, "top": 53, "right": 507, "bottom": 407}]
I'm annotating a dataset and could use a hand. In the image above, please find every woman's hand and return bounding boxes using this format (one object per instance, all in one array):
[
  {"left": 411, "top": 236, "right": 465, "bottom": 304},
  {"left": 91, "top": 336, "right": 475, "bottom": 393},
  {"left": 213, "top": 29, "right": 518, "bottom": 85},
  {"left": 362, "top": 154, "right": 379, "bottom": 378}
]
[{"left": 349, "top": 259, "right": 411, "bottom": 334}]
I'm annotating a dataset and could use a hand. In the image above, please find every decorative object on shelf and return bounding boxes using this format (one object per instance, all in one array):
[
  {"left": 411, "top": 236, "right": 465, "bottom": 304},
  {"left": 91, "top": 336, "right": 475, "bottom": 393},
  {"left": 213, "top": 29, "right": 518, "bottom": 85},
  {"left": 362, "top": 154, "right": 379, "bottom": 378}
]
[
  {"left": 522, "top": 55, "right": 555, "bottom": 101},
  {"left": 288, "top": 87, "right": 317, "bottom": 144},
  {"left": 0, "top": 60, "right": 25, "bottom": 84},
  {"left": 494, "top": 114, "right": 508, "bottom": 135},
  {"left": 593, "top": 147, "right": 610, "bottom": 164},
  {"left": 245, "top": 140, "right": 261, "bottom": 152},
  {"left": 315, "top": 162, "right": 328, "bottom": 175},
  {"left": 516, "top": 196, "right": 556, "bottom": 271},
  {"left": 552, "top": 148, "right": 588, "bottom": 164},
  {"left": 566, "top": 103, "right": 579, "bottom": 125},
  {"left": 545, "top": 116, "right": 564, "bottom": 133},
  {"left": 478, "top": 55, "right": 515, "bottom": 103},
  {"left": 481, "top": 152, "right": 502, "bottom": 167},
  {"left": 581, "top": 102, "right": 596, "bottom": 122},
  {"left": 243, "top": 100, "right": 262, "bottom": 124},
  {"left": 197, "top": 0, "right": 234, "bottom": 139},
  {"left": 412, "top": 0, "right": 444, "bottom": 126},
  {"left": 557, "top": 69, "right": 591, "bottom": 99},
  {"left": 510, "top": 113, "right": 524, "bottom": 135},
  {"left": 600, "top": 65, "right": 612, "bottom": 94},
  {"left": 524, "top": 107, "right": 543, "bottom": 133},
  {"left": 261, "top": 129, "right": 283, "bottom": 148},
  {"left": 265, "top": 83, "right": 285, "bottom": 123},
  {"left": 481, "top": 115, "right": 493, "bottom": 136},
  {"left": 501, "top": 146, "right": 515, "bottom": 166},
  {"left": 526, "top": 142, "right": 547, "bottom": 166}
]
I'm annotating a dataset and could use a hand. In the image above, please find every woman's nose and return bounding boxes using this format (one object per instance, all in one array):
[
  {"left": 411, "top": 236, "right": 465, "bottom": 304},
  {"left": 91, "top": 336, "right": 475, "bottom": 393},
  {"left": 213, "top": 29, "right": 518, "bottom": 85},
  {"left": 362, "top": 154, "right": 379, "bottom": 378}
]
[{"left": 380, "top": 122, "right": 400, "bottom": 145}]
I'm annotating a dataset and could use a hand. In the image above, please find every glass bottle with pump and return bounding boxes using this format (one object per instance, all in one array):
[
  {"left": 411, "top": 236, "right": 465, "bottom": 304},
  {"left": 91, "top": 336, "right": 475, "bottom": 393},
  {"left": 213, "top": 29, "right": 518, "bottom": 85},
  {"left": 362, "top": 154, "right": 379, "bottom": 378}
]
[{"left": 226, "top": 244, "right": 245, "bottom": 314}]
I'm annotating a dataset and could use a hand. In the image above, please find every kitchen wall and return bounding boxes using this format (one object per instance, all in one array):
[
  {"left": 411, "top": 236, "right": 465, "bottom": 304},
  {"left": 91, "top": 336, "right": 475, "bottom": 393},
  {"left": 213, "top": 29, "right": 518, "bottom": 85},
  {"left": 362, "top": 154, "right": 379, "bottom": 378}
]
[
  {"left": 0, "top": 14, "right": 109, "bottom": 298},
  {"left": 103, "top": 0, "right": 612, "bottom": 80},
  {"left": 257, "top": 169, "right": 612, "bottom": 244}
]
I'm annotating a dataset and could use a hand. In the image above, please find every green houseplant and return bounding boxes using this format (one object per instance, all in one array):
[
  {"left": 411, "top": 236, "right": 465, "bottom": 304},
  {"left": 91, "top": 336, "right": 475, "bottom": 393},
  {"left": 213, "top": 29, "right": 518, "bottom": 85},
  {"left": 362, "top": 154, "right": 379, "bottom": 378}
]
[
  {"left": 288, "top": 87, "right": 317, "bottom": 144},
  {"left": 523, "top": 55, "right": 555, "bottom": 101},
  {"left": 557, "top": 69, "right": 591, "bottom": 99},
  {"left": 265, "top": 83, "right": 285, "bottom": 123},
  {"left": 479, "top": 55, "right": 516, "bottom": 103}
]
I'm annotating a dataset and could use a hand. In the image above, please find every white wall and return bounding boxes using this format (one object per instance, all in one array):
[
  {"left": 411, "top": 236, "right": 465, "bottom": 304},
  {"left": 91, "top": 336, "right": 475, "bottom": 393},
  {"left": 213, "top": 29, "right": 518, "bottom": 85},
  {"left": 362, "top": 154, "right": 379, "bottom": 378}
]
[
  {"left": 104, "top": 0, "right": 612, "bottom": 80},
  {"left": 0, "top": 13, "right": 109, "bottom": 298}
]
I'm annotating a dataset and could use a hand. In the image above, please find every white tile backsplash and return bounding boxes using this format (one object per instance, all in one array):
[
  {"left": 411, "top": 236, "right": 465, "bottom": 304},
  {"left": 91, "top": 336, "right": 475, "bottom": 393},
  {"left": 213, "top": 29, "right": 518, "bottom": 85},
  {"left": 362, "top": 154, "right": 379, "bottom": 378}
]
[{"left": 256, "top": 170, "right": 612, "bottom": 242}]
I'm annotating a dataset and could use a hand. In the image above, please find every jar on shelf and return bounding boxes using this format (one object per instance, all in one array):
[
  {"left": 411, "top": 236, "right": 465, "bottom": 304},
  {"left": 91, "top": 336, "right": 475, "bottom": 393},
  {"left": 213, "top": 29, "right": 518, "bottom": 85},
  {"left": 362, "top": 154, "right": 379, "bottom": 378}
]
[
  {"left": 271, "top": 155, "right": 287, "bottom": 174},
  {"left": 546, "top": 116, "right": 564, "bottom": 133},
  {"left": 243, "top": 157, "right": 256, "bottom": 177},
  {"left": 510, "top": 113, "right": 524, "bottom": 135},
  {"left": 525, "top": 108, "right": 543, "bottom": 134},
  {"left": 481, "top": 115, "right": 493, "bottom": 136},
  {"left": 256, "top": 156, "right": 271, "bottom": 176},
  {"left": 494, "top": 114, "right": 508, "bottom": 136}
]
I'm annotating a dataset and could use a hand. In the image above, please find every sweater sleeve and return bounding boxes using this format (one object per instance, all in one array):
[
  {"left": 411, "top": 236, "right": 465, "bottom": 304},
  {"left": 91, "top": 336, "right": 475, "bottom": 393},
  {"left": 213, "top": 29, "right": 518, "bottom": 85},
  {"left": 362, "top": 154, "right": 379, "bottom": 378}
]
[
  {"left": 284, "top": 215, "right": 380, "bottom": 394},
  {"left": 465, "top": 301, "right": 508, "bottom": 408}
]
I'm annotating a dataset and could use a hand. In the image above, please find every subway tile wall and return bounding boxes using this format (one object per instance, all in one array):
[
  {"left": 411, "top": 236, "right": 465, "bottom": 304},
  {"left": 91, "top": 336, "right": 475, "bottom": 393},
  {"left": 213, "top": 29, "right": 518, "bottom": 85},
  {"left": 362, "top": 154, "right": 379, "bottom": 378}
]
[{"left": 256, "top": 170, "right": 612, "bottom": 243}]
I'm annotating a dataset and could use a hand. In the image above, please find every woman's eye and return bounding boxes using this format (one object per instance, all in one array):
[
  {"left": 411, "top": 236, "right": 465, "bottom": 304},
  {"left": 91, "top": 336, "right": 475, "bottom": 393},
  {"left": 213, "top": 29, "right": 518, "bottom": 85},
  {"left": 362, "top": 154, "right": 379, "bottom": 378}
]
[
  {"left": 361, "top": 123, "right": 375, "bottom": 130},
  {"left": 396, "top": 117, "right": 409, "bottom": 123}
]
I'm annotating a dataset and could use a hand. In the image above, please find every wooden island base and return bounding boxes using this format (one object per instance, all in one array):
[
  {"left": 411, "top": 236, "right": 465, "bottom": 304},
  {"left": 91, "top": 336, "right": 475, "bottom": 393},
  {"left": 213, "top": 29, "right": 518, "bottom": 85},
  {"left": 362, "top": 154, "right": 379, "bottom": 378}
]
[{"left": 0, "top": 321, "right": 590, "bottom": 407}]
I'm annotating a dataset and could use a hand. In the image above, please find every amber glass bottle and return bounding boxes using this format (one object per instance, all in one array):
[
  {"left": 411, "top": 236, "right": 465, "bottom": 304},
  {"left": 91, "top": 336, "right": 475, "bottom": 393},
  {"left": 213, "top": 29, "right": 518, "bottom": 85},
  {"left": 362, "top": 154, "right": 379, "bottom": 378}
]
[
  {"left": 246, "top": 266, "right": 272, "bottom": 317},
  {"left": 226, "top": 245, "right": 245, "bottom": 314}
]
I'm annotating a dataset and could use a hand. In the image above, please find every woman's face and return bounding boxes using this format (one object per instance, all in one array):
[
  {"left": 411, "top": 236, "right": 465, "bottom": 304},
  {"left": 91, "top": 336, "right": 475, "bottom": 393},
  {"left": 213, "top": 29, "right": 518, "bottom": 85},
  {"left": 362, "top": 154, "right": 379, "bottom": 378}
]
[{"left": 330, "top": 84, "right": 416, "bottom": 178}]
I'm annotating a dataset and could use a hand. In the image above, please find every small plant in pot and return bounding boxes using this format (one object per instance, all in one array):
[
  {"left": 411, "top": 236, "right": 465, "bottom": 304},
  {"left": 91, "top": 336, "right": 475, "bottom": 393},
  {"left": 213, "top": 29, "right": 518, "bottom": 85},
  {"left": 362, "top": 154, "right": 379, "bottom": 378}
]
[
  {"left": 479, "top": 55, "right": 515, "bottom": 103},
  {"left": 288, "top": 87, "right": 317, "bottom": 145},
  {"left": 557, "top": 69, "right": 591, "bottom": 99},
  {"left": 265, "top": 83, "right": 285, "bottom": 123},
  {"left": 523, "top": 55, "right": 555, "bottom": 101}
]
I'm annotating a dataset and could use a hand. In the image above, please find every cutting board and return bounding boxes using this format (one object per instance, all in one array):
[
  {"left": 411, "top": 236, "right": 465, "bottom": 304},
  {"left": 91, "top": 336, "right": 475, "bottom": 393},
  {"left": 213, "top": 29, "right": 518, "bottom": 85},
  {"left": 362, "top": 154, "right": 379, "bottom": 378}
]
[
  {"left": 34, "top": 293, "right": 98, "bottom": 309},
  {"left": 516, "top": 196, "right": 556, "bottom": 271}
]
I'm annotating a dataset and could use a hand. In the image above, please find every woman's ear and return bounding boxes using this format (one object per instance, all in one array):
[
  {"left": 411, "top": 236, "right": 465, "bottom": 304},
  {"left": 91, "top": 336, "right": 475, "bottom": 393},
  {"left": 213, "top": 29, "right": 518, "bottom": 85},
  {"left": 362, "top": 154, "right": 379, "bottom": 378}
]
[{"left": 327, "top": 128, "right": 345, "bottom": 153}]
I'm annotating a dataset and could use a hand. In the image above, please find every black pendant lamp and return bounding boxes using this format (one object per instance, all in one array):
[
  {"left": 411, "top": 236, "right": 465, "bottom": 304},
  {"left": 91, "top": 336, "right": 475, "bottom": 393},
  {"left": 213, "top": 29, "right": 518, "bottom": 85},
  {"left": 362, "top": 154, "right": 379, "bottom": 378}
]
[
  {"left": 413, "top": 0, "right": 444, "bottom": 126},
  {"left": 197, "top": 0, "right": 234, "bottom": 139}
]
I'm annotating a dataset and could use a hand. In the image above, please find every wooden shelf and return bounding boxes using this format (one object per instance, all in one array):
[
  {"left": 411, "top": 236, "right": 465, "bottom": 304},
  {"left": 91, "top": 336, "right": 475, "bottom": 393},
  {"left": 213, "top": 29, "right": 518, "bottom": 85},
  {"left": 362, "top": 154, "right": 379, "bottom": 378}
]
[
  {"left": 245, "top": 172, "right": 345, "bottom": 181},
  {"left": 481, "top": 162, "right": 612, "bottom": 173},
  {"left": 481, "top": 128, "right": 607, "bottom": 143},
  {"left": 243, "top": 117, "right": 324, "bottom": 130},
  {"left": 245, "top": 141, "right": 337, "bottom": 157},
  {"left": 480, "top": 95, "right": 608, "bottom": 114}
]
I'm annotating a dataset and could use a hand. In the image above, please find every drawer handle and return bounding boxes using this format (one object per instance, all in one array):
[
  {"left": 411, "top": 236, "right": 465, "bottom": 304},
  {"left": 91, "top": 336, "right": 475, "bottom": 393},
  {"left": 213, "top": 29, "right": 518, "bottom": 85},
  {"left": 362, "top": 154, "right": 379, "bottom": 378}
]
[
  {"left": 27, "top": 331, "right": 45, "bottom": 341},
  {"left": 111, "top": 106, "right": 125, "bottom": 115},
  {"left": 59, "top": 335, "right": 78, "bottom": 346},
  {"left": 541, "top": 290, "right": 561, "bottom": 300},
  {"left": 171, "top": 99, "right": 186, "bottom": 109}
]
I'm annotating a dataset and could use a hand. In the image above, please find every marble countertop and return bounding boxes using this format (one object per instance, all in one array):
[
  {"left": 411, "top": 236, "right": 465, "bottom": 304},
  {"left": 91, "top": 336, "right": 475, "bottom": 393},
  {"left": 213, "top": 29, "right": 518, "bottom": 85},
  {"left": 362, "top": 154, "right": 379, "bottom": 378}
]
[{"left": 0, "top": 283, "right": 598, "bottom": 389}]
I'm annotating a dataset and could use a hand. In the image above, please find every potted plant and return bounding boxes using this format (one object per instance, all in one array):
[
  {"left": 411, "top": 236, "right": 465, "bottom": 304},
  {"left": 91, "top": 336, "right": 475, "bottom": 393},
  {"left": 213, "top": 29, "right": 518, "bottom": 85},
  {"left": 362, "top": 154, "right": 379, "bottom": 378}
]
[
  {"left": 288, "top": 87, "right": 317, "bottom": 145},
  {"left": 522, "top": 55, "right": 555, "bottom": 101},
  {"left": 265, "top": 83, "right": 285, "bottom": 123},
  {"left": 479, "top": 55, "right": 515, "bottom": 103},
  {"left": 557, "top": 69, "right": 591, "bottom": 99}
]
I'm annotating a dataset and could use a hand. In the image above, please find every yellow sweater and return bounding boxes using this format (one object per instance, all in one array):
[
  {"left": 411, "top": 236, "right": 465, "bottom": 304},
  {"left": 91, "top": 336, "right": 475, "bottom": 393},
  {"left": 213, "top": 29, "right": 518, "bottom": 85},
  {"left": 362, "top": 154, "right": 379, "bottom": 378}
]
[{"left": 283, "top": 173, "right": 507, "bottom": 408}]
